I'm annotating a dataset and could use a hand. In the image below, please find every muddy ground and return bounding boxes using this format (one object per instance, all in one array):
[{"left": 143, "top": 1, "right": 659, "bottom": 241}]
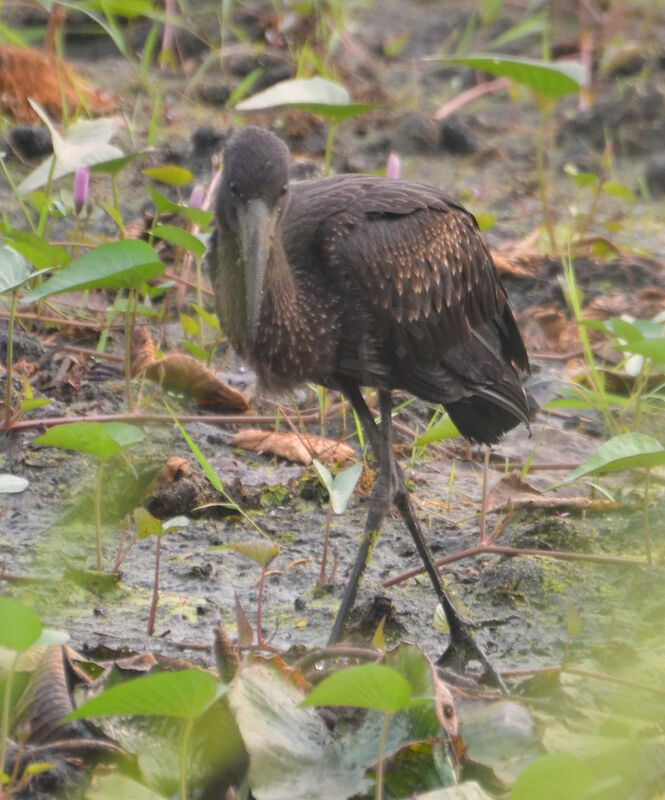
[{"left": 2, "top": 0, "right": 665, "bottom": 721}]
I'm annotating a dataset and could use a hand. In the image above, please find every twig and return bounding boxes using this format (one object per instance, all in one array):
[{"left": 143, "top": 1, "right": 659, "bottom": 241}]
[
  {"left": 3, "top": 403, "right": 350, "bottom": 433},
  {"left": 382, "top": 544, "right": 648, "bottom": 588},
  {"left": 501, "top": 664, "right": 665, "bottom": 698},
  {"left": 433, "top": 77, "right": 511, "bottom": 120}
]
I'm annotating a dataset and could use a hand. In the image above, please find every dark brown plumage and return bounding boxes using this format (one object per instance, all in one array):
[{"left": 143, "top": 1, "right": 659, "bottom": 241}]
[{"left": 209, "top": 126, "right": 530, "bottom": 683}]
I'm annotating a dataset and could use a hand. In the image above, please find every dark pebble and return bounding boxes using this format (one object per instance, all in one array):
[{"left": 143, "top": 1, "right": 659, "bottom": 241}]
[
  {"left": 391, "top": 112, "right": 440, "bottom": 154},
  {"left": 645, "top": 154, "right": 665, "bottom": 195},
  {"left": 9, "top": 125, "right": 53, "bottom": 159},
  {"left": 198, "top": 84, "right": 232, "bottom": 107},
  {"left": 190, "top": 125, "right": 228, "bottom": 160},
  {"left": 439, "top": 114, "right": 477, "bottom": 154}
]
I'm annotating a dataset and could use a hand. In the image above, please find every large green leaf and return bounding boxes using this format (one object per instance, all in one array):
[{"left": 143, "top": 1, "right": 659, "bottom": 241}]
[
  {"left": 153, "top": 224, "right": 206, "bottom": 259},
  {"left": 144, "top": 165, "right": 193, "bottom": 186},
  {"left": 416, "top": 414, "right": 460, "bottom": 446},
  {"left": 615, "top": 338, "right": 665, "bottom": 363},
  {"left": 508, "top": 752, "right": 594, "bottom": 800},
  {"left": 2, "top": 227, "right": 71, "bottom": 269},
  {"left": 84, "top": 773, "right": 168, "bottom": 800},
  {"left": 228, "top": 662, "right": 371, "bottom": 800},
  {"left": 17, "top": 103, "right": 124, "bottom": 195},
  {"left": 63, "top": 668, "right": 223, "bottom": 722},
  {"left": 34, "top": 421, "right": 143, "bottom": 461},
  {"left": 563, "top": 433, "right": 665, "bottom": 483},
  {"left": 0, "top": 598, "right": 42, "bottom": 653},
  {"left": 460, "top": 701, "right": 543, "bottom": 786},
  {"left": 0, "top": 244, "right": 28, "bottom": 292},
  {"left": 302, "top": 663, "right": 428, "bottom": 714},
  {"left": 22, "top": 240, "right": 164, "bottom": 303},
  {"left": 441, "top": 55, "right": 583, "bottom": 99},
  {"left": 236, "top": 77, "right": 376, "bottom": 121}
]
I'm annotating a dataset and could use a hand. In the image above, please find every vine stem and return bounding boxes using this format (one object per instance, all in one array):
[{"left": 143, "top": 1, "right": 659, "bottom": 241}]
[
  {"left": 95, "top": 460, "right": 106, "bottom": 572},
  {"left": 375, "top": 712, "right": 391, "bottom": 800},
  {"left": 0, "top": 654, "right": 17, "bottom": 784},
  {"left": 179, "top": 717, "right": 194, "bottom": 800},
  {"left": 4, "top": 291, "right": 17, "bottom": 430}
]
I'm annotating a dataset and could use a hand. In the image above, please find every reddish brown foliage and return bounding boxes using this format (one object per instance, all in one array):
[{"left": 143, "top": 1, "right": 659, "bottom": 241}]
[{"left": 0, "top": 45, "right": 116, "bottom": 122}]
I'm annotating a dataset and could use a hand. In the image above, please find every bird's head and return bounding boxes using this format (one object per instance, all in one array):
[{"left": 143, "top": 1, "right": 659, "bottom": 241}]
[{"left": 217, "top": 127, "right": 291, "bottom": 345}]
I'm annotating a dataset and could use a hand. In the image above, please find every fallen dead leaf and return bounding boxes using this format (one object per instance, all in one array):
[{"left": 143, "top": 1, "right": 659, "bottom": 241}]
[
  {"left": 0, "top": 45, "right": 116, "bottom": 122},
  {"left": 488, "top": 471, "right": 618, "bottom": 513},
  {"left": 145, "top": 354, "right": 249, "bottom": 410},
  {"left": 132, "top": 328, "right": 249, "bottom": 411},
  {"left": 231, "top": 428, "right": 355, "bottom": 465}
]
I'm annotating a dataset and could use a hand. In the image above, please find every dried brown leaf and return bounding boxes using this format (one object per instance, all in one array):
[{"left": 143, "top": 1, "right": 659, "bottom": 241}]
[
  {"left": 132, "top": 329, "right": 249, "bottom": 411},
  {"left": 131, "top": 327, "right": 158, "bottom": 377},
  {"left": 231, "top": 428, "right": 355, "bottom": 465},
  {"left": 234, "top": 592, "right": 254, "bottom": 647},
  {"left": 583, "top": 287, "right": 665, "bottom": 323},
  {"left": 0, "top": 45, "right": 116, "bottom": 122},
  {"left": 525, "top": 304, "right": 578, "bottom": 352},
  {"left": 488, "top": 471, "right": 618, "bottom": 513},
  {"left": 161, "top": 456, "right": 191, "bottom": 484}
]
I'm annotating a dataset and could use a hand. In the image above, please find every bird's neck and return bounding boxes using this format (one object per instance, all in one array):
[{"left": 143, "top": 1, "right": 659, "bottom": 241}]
[{"left": 263, "top": 235, "right": 299, "bottom": 315}]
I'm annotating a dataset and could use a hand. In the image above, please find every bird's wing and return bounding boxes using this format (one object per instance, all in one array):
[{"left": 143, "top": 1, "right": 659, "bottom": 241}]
[{"left": 318, "top": 180, "right": 514, "bottom": 361}]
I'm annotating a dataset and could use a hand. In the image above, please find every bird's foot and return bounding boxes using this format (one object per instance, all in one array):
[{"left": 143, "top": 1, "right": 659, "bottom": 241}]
[{"left": 436, "top": 621, "right": 507, "bottom": 693}]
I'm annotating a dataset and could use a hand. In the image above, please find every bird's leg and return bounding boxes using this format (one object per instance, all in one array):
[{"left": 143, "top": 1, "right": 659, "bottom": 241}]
[
  {"left": 338, "top": 383, "right": 506, "bottom": 690},
  {"left": 328, "top": 391, "right": 394, "bottom": 646}
]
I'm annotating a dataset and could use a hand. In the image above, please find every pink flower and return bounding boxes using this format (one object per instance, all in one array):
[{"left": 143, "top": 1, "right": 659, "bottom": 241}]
[
  {"left": 188, "top": 183, "right": 205, "bottom": 210},
  {"left": 73, "top": 167, "right": 90, "bottom": 216},
  {"left": 386, "top": 153, "right": 401, "bottom": 180}
]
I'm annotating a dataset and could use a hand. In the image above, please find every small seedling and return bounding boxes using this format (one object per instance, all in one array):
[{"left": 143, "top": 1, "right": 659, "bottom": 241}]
[
  {"left": 134, "top": 507, "right": 189, "bottom": 636},
  {"left": 0, "top": 246, "right": 53, "bottom": 429},
  {"left": 558, "top": 432, "right": 665, "bottom": 565},
  {"left": 0, "top": 599, "right": 68, "bottom": 793},
  {"left": 235, "top": 76, "right": 376, "bottom": 175},
  {"left": 22, "top": 239, "right": 165, "bottom": 411},
  {"left": 33, "top": 421, "right": 144, "bottom": 571},
  {"left": 62, "top": 668, "right": 224, "bottom": 800},
  {"left": 213, "top": 540, "right": 279, "bottom": 647},
  {"left": 302, "top": 662, "right": 431, "bottom": 800},
  {"left": 312, "top": 459, "right": 363, "bottom": 587},
  {"left": 440, "top": 54, "right": 583, "bottom": 250}
]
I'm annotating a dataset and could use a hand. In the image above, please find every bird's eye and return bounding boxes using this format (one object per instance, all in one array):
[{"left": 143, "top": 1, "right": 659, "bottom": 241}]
[
  {"left": 280, "top": 184, "right": 288, "bottom": 197},
  {"left": 229, "top": 181, "right": 239, "bottom": 197}
]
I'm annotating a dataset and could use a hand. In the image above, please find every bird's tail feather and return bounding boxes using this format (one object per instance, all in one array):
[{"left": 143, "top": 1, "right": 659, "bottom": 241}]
[{"left": 445, "top": 378, "right": 531, "bottom": 445}]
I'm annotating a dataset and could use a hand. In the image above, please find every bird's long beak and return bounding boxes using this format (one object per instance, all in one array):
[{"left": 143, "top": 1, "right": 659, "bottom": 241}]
[{"left": 237, "top": 198, "right": 276, "bottom": 346}]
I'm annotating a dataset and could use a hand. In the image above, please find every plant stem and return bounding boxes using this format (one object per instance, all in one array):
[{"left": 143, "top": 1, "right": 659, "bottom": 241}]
[
  {"left": 147, "top": 535, "right": 162, "bottom": 635},
  {"left": 4, "top": 291, "right": 17, "bottom": 430},
  {"left": 179, "top": 717, "right": 194, "bottom": 800},
  {"left": 95, "top": 460, "right": 106, "bottom": 571},
  {"left": 37, "top": 154, "right": 58, "bottom": 240},
  {"left": 257, "top": 565, "right": 266, "bottom": 646},
  {"left": 112, "top": 173, "right": 125, "bottom": 237},
  {"left": 562, "top": 257, "right": 615, "bottom": 433},
  {"left": 318, "top": 502, "right": 333, "bottom": 586},
  {"left": 536, "top": 104, "right": 557, "bottom": 252},
  {"left": 375, "top": 712, "right": 391, "bottom": 800},
  {"left": 0, "top": 654, "right": 17, "bottom": 786},
  {"left": 124, "top": 289, "right": 136, "bottom": 412},
  {"left": 644, "top": 468, "right": 652, "bottom": 565},
  {"left": 0, "top": 160, "right": 37, "bottom": 232}
]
